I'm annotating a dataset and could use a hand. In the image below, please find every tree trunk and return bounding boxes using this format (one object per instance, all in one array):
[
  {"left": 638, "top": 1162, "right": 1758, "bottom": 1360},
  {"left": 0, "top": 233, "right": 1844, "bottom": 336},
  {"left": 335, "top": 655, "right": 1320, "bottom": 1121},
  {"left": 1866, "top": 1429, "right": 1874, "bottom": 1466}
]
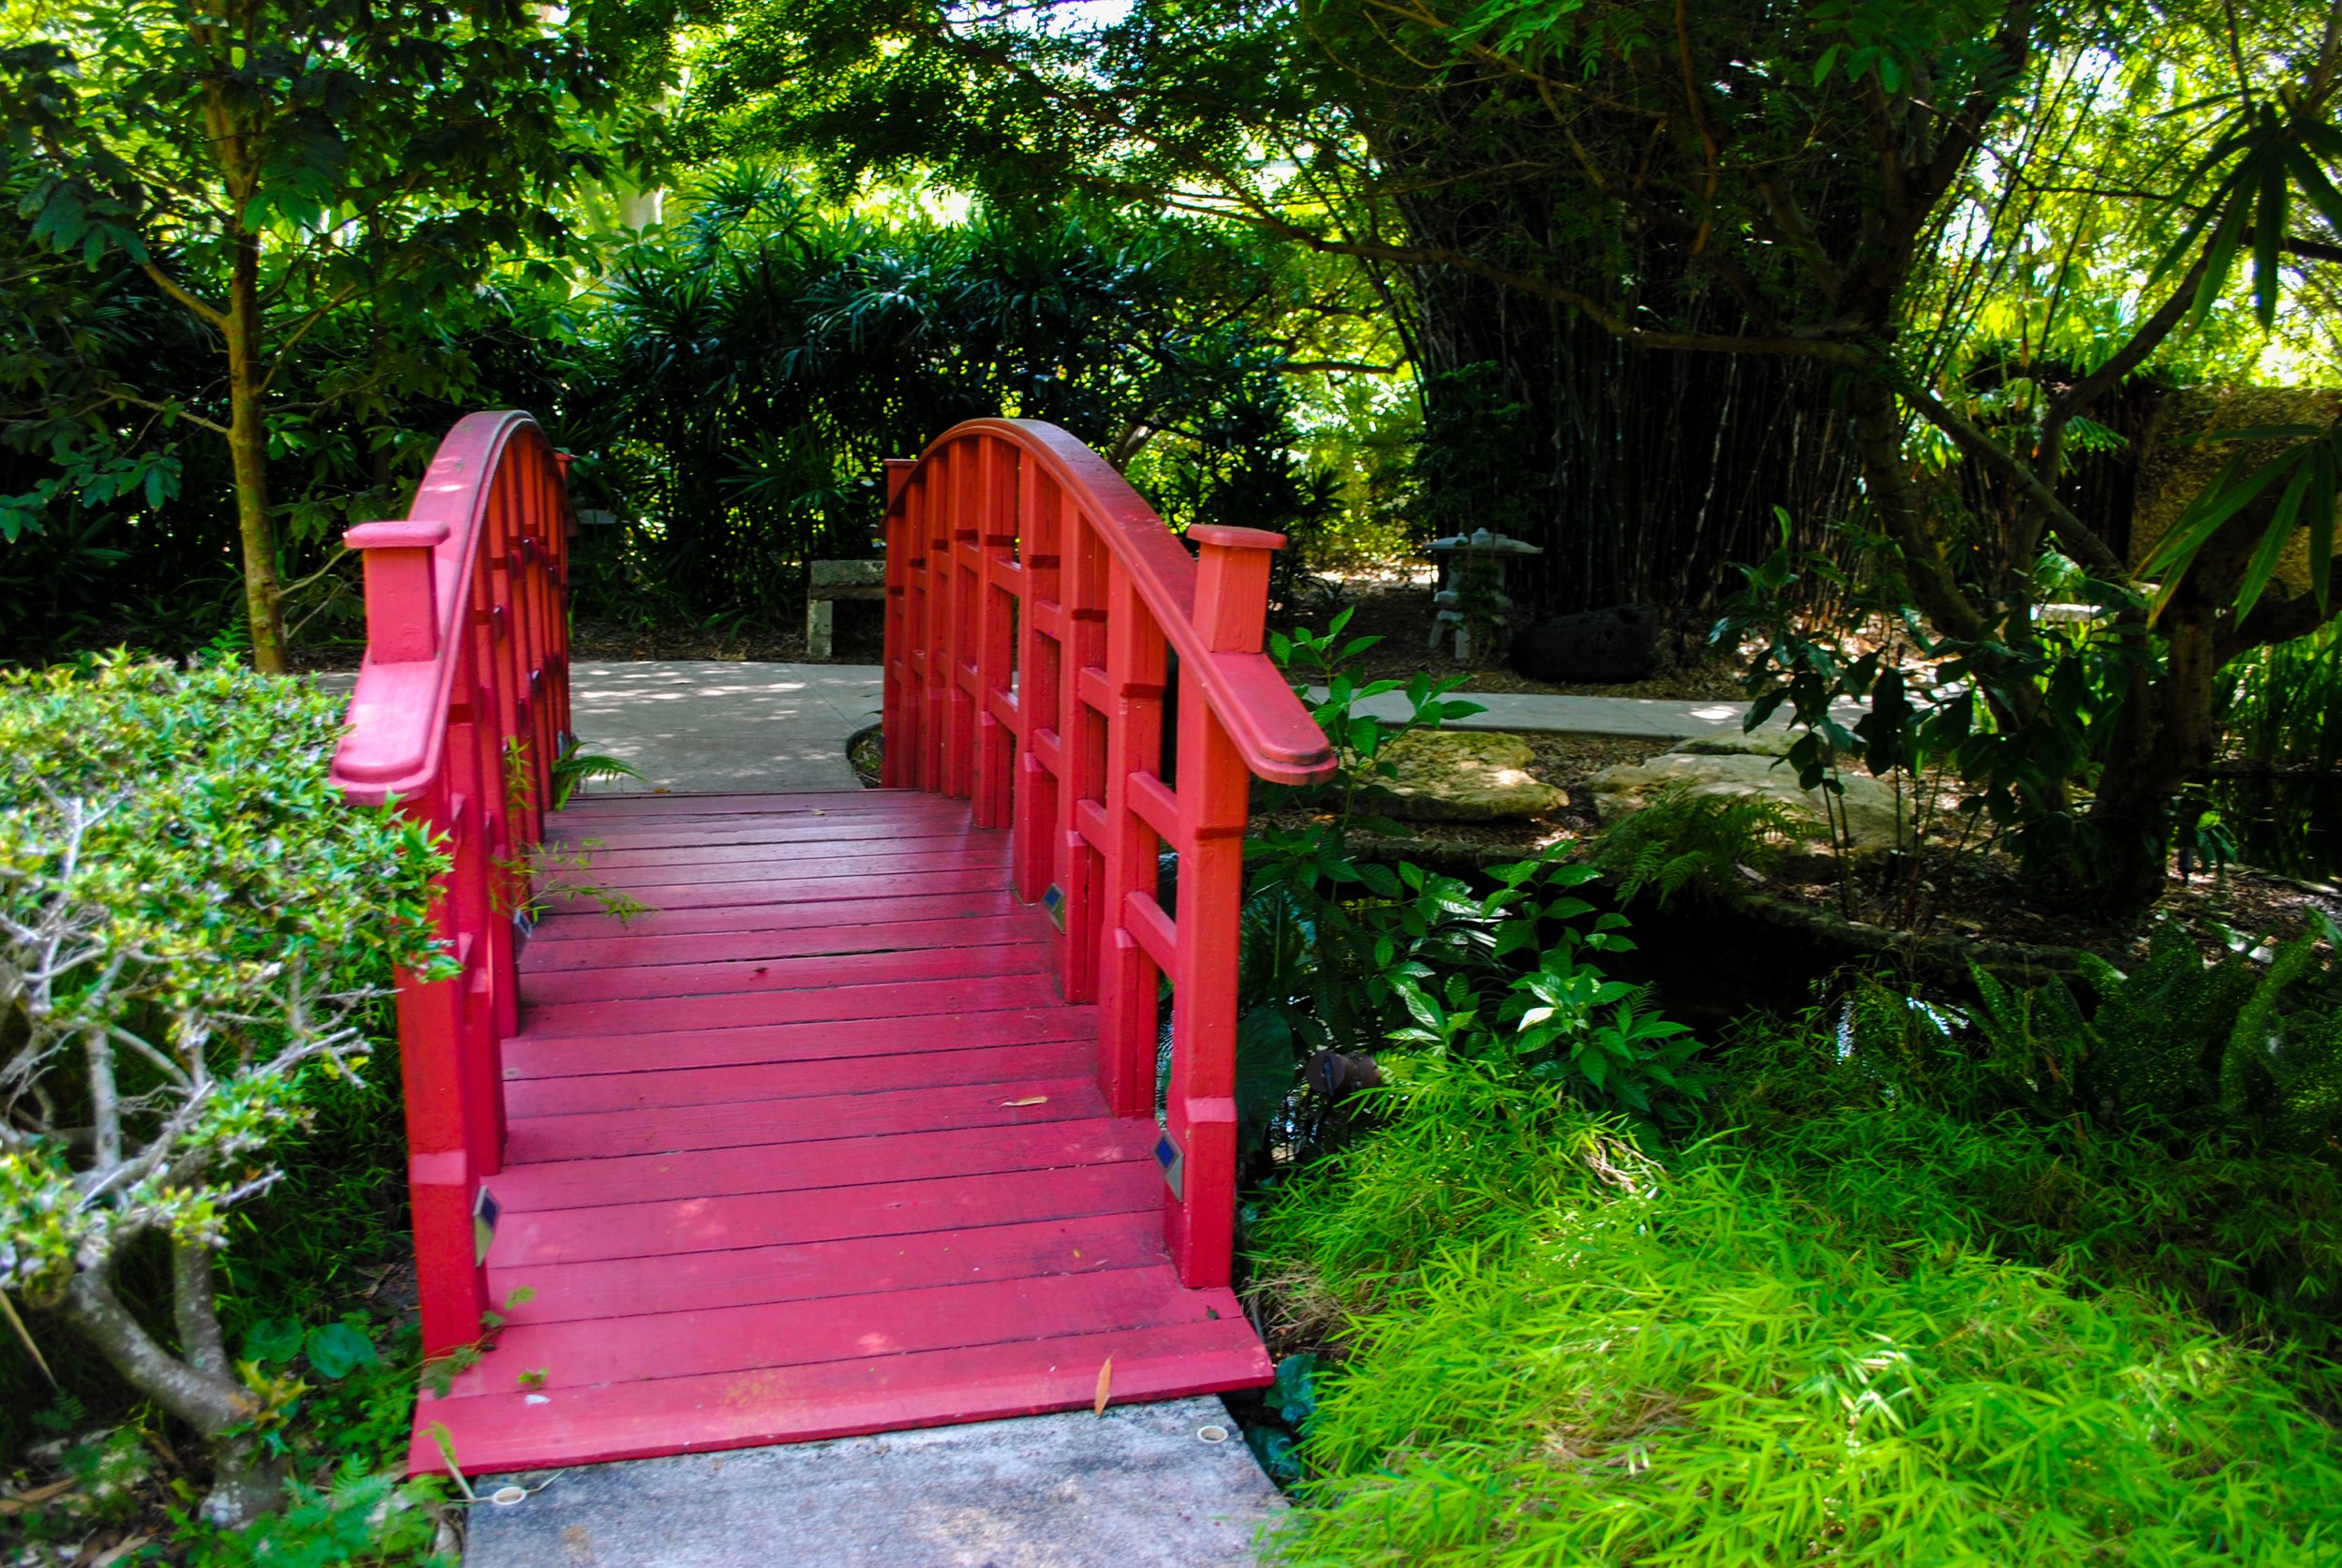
[
  {"left": 200, "top": 7, "right": 288, "bottom": 673},
  {"left": 1401, "top": 204, "right": 1858, "bottom": 617},
  {"left": 2087, "top": 610, "right": 2217, "bottom": 915},
  {"left": 225, "top": 226, "right": 287, "bottom": 673},
  {"left": 56, "top": 1264, "right": 284, "bottom": 1525}
]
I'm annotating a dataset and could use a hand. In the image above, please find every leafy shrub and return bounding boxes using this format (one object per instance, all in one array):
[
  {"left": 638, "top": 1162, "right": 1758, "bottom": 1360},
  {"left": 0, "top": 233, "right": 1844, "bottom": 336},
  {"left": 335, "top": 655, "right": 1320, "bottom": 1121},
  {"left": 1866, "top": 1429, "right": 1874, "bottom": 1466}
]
[
  {"left": 1237, "top": 607, "right": 1708, "bottom": 1162},
  {"left": 1586, "top": 780, "right": 1801, "bottom": 907},
  {"left": 0, "top": 658, "right": 445, "bottom": 1523},
  {"left": 1256, "top": 1072, "right": 2342, "bottom": 1564}
]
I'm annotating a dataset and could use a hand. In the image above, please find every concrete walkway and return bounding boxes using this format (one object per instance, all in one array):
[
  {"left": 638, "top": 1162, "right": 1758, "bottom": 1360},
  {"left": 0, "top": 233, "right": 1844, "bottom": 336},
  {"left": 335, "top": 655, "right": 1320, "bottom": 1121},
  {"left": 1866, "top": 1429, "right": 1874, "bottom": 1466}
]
[
  {"left": 464, "top": 1398, "right": 1286, "bottom": 1568},
  {"left": 1338, "top": 688, "right": 1762, "bottom": 739},
  {"left": 319, "top": 661, "right": 1823, "bottom": 794},
  {"left": 569, "top": 659, "right": 881, "bottom": 793}
]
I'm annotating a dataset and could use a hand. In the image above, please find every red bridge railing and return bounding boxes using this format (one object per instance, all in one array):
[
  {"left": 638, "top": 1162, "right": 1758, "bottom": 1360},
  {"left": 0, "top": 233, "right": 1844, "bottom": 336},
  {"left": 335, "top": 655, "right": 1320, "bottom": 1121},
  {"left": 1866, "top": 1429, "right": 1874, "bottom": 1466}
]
[
  {"left": 881, "top": 419, "right": 1335, "bottom": 1289},
  {"left": 330, "top": 410, "right": 573, "bottom": 1358}
]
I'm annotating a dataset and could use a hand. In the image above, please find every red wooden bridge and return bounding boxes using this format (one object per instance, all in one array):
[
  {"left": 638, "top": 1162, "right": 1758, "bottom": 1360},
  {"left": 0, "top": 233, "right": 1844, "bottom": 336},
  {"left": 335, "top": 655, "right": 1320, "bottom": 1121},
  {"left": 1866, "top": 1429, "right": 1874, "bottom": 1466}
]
[{"left": 330, "top": 413, "right": 1334, "bottom": 1475}]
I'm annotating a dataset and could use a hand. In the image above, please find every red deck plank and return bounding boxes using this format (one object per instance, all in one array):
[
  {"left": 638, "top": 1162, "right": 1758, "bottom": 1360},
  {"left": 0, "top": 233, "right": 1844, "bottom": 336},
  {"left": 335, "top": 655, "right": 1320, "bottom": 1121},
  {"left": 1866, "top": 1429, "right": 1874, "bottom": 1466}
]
[
  {"left": 548, "top": 865, "right": 1013, "bottom": 912},
  {"left": 495, "top": 1161, "right": 1155, "bottom": 1268},
  {"left": 553, "top": 844, "right": 1011, "bottom": 891},
  {"left": 496, "top": 1212, "right": 1166, "bottom": 1324},
  {"left": 518, "top": 939, "right": 1052, "bottom": 1006},
  {"left": 502, "top": 1038, "right": 1092, "bottom": 1117},
  {"left": 490, "top": 1117, "right": 1154, "bottom": 1212},
  {"left": 415, "top": 790, "right": 1271, "bottom": 1476},
  {"left": 499, "top": 1004, "right": 1098, "bottom": 1079},
  {"left": 555, "top": 789, "right": 927, "bottom": 820},
  {"left": 518, "top": 912, "right": 1042, "bottom": 971},
  {"left": 524, "top": 890, "right": 1022, "bottom": 943},
  {"left": 443, "top": 1265, "right": 1220, "bottom": 1398},
  {"left": 550, "top": 816, "right": 984, "bottom": 855},
  {"left": 412, "top": 1319, "right": 1272, "bottom": 1475},
  {"left": 519, "top": 970, "right": 1062, "bottom": 1037},
  {"left": 503, "top": 1082, "right": 1117, "bottom": 1177}
]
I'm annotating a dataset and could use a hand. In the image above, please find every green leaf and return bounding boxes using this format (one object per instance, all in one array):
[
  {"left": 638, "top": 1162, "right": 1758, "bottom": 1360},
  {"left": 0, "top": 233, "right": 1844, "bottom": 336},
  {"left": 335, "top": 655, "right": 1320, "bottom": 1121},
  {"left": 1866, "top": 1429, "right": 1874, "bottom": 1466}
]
[
  {"left": 2252, "top": 152, "right": 2288, "bottom": 326},
  {"left": 242, "top": 1317, "right": 304, "bottom": 1365},
  {"left": 306, "top": 1321, "right": 379, "bottom": 1379},
  {"left": 2231, "top": 454, "right": 2313, "bottom": 617}
]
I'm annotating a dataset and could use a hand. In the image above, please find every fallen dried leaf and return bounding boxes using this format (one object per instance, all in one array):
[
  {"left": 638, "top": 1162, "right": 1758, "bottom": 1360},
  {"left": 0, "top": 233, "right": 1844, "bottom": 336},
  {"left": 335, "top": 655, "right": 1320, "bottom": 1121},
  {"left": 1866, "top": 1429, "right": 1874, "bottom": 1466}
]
[
  {"left": 1094, "top": 1354, "right": 1114, "bottom": 1416},
  {"left": 997, "top": 1095, "right": 1048, "bottom": 1107},
  {"left": 7, "top": 1479, "right": 78, "bottom": 1505},
  {"left": 91, "top": 1536, "right": 152, "bottom": 1567}
]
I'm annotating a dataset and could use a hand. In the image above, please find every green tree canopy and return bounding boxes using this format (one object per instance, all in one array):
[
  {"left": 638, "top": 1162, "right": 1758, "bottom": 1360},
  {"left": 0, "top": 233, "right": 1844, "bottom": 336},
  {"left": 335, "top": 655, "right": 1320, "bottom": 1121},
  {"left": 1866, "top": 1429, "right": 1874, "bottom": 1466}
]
[{"left": 1, "top": 0, "right": 673, "bottom": 669}]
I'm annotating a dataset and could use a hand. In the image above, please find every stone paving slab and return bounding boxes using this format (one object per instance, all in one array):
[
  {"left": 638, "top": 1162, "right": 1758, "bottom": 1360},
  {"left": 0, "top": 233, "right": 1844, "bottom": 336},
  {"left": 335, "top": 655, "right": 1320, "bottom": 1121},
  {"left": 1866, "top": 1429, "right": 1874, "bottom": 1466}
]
[
  {"left": 461, "top": 1398, "right": 1285, "bottom": 1568},
  {"left": 1321, "top": 687, "right": 1864, "bottom": 739},
  {"left": 565, "top": 660, "right": 882, "bottom": 794}
]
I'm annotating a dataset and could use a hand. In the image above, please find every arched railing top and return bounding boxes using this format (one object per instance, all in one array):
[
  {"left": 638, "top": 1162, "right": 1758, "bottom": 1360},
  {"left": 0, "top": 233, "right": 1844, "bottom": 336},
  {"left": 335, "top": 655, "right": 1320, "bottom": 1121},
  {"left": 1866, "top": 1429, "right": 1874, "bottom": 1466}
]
[
  {"left": 333, "top": 410, "right": 570, "bottom": 803},
  {"left": 909, "top": 418, "right": 1336, "bottom": 784}
]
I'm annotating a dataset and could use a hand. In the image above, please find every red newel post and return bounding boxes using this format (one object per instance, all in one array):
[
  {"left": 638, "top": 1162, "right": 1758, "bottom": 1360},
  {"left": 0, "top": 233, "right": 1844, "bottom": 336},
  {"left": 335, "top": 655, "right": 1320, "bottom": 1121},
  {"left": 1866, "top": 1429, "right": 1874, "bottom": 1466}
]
[
  {"left": 1164, "top": 526, "right": 1283, "bottom": 1287},
  {"left": 347, "top": 520, "right": 450, "bottom": 662},
  {"left": 344, "top": 513, "right": 487, "bottom": 1356},
  {"left": 334, "top": 415, "right": 579, "bottom": 1365}
]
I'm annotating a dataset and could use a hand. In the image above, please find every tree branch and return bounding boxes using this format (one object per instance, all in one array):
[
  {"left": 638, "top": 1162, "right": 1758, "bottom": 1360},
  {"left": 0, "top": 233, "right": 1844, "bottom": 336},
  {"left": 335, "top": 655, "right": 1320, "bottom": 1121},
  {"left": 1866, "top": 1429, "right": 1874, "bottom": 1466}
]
[{"left": 141, "top": 261, "right": 228, "bottom": 331}]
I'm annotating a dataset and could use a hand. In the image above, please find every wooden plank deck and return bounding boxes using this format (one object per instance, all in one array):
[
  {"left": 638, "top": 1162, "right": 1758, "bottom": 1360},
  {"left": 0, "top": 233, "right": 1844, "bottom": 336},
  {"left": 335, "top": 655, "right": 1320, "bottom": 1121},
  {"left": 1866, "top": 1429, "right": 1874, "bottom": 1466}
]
[{"left": 408, "top": 789, "right": 1273, "bottom": 1474}]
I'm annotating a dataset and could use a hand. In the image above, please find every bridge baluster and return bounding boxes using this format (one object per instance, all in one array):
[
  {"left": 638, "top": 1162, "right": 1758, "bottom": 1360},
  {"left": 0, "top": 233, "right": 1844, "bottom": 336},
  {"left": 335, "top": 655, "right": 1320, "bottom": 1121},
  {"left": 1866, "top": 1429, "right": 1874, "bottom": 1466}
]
[{"left": 881, "top": 419, "right": 1333, "bottom": 1291}]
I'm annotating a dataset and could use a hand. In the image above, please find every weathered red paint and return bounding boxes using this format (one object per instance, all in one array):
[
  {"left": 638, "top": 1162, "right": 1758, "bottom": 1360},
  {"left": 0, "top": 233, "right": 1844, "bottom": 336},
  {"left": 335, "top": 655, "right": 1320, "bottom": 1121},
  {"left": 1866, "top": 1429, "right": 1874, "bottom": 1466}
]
[
  {"left": 880, "top": 419, "right": 1337, "bottom": 1289},
  {"left": 330, "top": 411, "right": 572, "bottom": 1360},
  {"left": 403, "top": 791, "right": 1274, "bottom": 1477}
]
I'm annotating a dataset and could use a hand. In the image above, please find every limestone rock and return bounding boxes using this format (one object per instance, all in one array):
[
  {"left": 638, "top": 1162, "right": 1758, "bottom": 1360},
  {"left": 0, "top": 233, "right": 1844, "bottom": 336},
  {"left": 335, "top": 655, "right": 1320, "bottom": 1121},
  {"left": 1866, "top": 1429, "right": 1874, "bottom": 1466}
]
[
  {"left": 1589, "top": 732, "right": 1911, "bottom": 858},
  {"left": 1511, "top": 604, "right": 1676, "bottom": 683},
  {"left": 1373, "top": 730, "right": 1565, "bottom": 822}
]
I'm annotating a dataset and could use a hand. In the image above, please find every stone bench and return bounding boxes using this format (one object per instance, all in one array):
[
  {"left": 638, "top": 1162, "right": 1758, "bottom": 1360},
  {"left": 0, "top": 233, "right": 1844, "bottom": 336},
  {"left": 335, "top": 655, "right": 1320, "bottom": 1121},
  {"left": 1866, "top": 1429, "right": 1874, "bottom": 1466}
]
[{"left": 805, "top": 558, "right": 886, "bottom": 658}]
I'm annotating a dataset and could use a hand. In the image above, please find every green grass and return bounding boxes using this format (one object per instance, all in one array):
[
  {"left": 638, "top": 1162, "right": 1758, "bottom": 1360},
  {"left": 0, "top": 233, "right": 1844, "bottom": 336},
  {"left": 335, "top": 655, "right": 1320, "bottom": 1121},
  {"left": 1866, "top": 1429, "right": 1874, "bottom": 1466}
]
[{"left": 1254, "top": 1062, "right": 2342, "bottom": 1564}]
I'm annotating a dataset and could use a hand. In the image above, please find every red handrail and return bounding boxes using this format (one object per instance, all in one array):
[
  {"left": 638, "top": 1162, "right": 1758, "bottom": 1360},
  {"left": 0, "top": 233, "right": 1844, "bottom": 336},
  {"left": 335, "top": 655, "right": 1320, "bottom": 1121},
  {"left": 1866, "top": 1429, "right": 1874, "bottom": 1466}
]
[
  {"left": 331, "top": 410, "right": 573, "bottom": 1358},
  {"left": 881, "top": 419, "right": 1335, "bottom": 1289}
]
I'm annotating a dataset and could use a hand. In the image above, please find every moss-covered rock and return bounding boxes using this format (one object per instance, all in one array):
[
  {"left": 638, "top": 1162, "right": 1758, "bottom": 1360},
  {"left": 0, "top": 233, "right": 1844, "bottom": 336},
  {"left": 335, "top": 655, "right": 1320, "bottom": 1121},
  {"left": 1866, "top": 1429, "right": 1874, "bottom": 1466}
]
[
  {"left": 1589, "top": 731, "right": 1910, "bottom": 858},
  {"left": 2132, "top": 386, "right": 2342, "bottom": 594},
  {"left": 1373, "top": 730, "right": 1566, "bottom": 821}
]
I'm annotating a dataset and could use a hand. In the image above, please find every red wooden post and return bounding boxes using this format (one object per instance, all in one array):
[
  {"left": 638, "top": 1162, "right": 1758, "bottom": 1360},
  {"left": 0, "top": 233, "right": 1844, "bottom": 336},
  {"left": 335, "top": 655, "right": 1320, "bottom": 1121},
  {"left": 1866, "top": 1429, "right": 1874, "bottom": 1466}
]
[
  {"left": 333, "top": 413, "right": 576, "bottom": 1362},
  {"left": 1095, "top": 563, "right": 1167, "bottom": 1117},
  {"left": 1163, "top": 526, "right": 1283, "bottom": 1286},
  {"left": 919, "top": 462, "right": 949, "bottom": 794},
  {"left": 549, "top": 452, "right": 576, "bottom": 751},
  {"left": 1012, "top": 471, "right": 1061, "bottom": 907},
  {"left": 973, "top": 438, "right": 1017, "bottom": 829},
  {"left": 345, "top": 520, "right": 448, "bottom": 658},
  {"left": 1058, "top": 510, "right": 1110, "bottom": 1003},
  {"left": 882, "top": 459, "right": 916, "bottom": 790}
]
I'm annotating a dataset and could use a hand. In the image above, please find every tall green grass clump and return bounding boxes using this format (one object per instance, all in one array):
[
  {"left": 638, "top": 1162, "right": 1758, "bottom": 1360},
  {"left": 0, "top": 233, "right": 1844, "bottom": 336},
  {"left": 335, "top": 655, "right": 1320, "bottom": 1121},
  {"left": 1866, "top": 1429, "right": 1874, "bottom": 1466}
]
[
  {"left": 1256, "top": 1063, "right": 2342, "bottom": 1564},
  {"left": 1724, "top": 932, "right": 2342, "bottom": 1391}
]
